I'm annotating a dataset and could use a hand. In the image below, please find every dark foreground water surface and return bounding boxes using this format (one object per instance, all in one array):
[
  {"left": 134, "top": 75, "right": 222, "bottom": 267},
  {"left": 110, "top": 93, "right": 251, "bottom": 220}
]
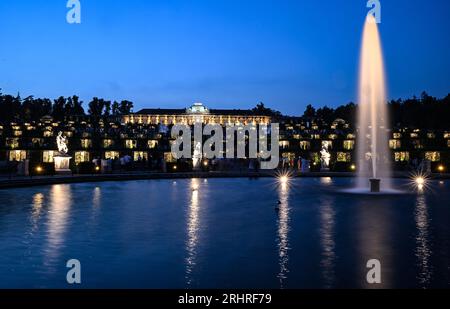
[{"left": 0, "top": 177, "right": 449, "bottom": 288}]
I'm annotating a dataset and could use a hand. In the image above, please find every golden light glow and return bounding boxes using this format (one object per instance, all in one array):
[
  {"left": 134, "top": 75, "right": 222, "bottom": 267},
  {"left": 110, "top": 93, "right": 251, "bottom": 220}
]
[
  {"left": 275, "top": 170, "right": 294, "bottom": 190},
  {"left": 35, "top": 166, "right": 43, "bottom": 173},
  {"left": 438, "top": 165, "right": 445, "bottom": 172},
  {"left": 173, "top": 165, "right": 177, "bottom": 170},
  {"left": 350, "top": 164, "right": 356, "bottom": 171},
  {"left": 409, "top": 170, "right": 431, "bottom": 193},
  {"left": 95, "top": 166, "right": 100, "bottom": 171},
  {"left": 191, "top": 182, "right": 199, "bottom": 192},
  {"left": 416, "top": 177, "right": 425, "bottom": 186}
]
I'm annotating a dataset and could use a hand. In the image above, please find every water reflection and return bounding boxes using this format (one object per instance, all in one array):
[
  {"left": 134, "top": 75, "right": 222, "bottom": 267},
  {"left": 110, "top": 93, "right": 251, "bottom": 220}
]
[
  {"left": 44, "top": 185, "right": 72, "bottom": 269},
  {"left": 31, "top": 193, "right": 45, "bottom": 233},
  {"left": 357, "top": 198, "right": 392, "bottom": 288},
  {"left": 276, "top": 181, "right": 290, "bottom": 288},
  {"left": 319, "top": 197, "right": 336, "bottom": 288},
  {"left": 92, "top": 187, "right": 101, "bottom": 209},
  {"left": 414, "top": 194, "right": 432, "bottom": 287},
  {"left": 186, "top": 179, "right": 200, "bottom": 285},
  {"left": 320, "top": 177, "right": 333, "bottom": 186}
]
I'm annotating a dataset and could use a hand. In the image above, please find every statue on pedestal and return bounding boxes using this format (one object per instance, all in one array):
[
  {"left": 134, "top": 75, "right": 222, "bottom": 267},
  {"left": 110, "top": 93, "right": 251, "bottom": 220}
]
[
  {"left": 54, "top": 132, "right": 72, "bottom": 174},
  {"left": 320, "top": 141, "right": 331, "bottom": 171}
]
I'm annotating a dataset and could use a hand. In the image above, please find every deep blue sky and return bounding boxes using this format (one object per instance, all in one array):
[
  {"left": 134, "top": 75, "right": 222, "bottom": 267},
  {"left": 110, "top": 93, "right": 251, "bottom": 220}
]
[{"left": 0, "top": 0, "right": 449, "bottom": 115}]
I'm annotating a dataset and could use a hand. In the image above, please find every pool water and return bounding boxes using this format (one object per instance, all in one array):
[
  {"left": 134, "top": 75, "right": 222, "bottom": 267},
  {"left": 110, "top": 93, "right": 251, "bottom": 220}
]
[{"left": 0, "top": 177, "right": 449, "bottom": 288}]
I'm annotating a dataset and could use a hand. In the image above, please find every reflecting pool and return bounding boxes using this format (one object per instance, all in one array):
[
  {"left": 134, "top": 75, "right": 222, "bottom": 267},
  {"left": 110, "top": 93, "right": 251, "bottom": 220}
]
[{"left": 0, "top": 178, "right": 449, "bottom": 288}]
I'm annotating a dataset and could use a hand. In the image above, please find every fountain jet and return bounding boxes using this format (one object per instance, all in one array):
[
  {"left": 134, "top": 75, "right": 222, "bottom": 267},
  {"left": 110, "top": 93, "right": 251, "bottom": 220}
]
[{"left": 356, "top": 15, "right": 392, "bottom": 192}]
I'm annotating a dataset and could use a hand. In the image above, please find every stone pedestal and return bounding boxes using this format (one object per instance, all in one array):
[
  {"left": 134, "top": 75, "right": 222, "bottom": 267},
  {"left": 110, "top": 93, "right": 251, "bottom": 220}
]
[
  {"left": 370, "top": 179, "right": 380, "bottom": 193},
  {"left": 54, "top": 153, "right": 72, "bottom": 174}
]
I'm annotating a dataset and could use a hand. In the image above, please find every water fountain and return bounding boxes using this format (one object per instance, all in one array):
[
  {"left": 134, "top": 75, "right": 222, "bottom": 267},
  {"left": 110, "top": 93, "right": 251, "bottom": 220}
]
[{"left": 355, "top": 15, "right": 392, "bottom": 193}]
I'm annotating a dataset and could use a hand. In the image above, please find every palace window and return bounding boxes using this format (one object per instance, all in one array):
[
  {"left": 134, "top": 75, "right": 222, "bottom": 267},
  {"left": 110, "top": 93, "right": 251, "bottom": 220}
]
[
  {"left": 103, "top": 139, "right": 114, "bottom": 148},
  {"left": 393, "top": 133, "right": 402, "bottom": 139},
  {"left": 75, "top": 151, "right": 90, "bottom": 164},
  {"left": 394, "top": 152, "right": 409, "bottom": 162},
  {"left": 337, "top": 152, "right": 351, "bottom": 162},
  {"left": 410, "top": 133, "right": 419, "bottom": 138},
  {"left": 427, "top": 133, "right": 436, "bottom": 139},
  {"left": 444, "top": 132, "right": 450, "bottom": 139},
  {"left": 9, "top": 150, "right": 27, "bottom": 161},
  {"left": 125, "top": 139, "right": 137, "bottom": 149},
  {"left": 32, "top": 138, "right": 44, "bottom": 147},
  {"left": 105, "top": 151, "right": 120, "bottom": 160},
  {"left": 164, "top": 152, "right": 176, "bottom": 163},
  {"left": 148, "top": 140, "right": 158, "bottom": 149},
  {"left": 311, "top": 134, "right": 321, "bottom": 139},
  {"left": 13, "top": 130, "right": 22, "bottom": 137},
  {"left": 347, "top": 134, "right": 356, "bottom": 139},
  {"left": 81, "top": 139, "right": 92, "bottom": 149},
  {"left": 299, "top": 141, "right": 311, "bottom": 150},
  {"left": 425, "top": 152, "right": 440, "bottom": 162},
  {"left": 133, "top": 151, "right": 148, "bottom": 161},
  {"left": 6, "top": 138, "right": 19, "bottom": 149},
  {"left": 43, "top": 131, "right": 53, "bottom": 137},
  {"left": 279, "top": 141, "right": 290, "bottom": 149},
  {"left": 389, "top": 139, "right": 401, "bottom": 149},
  {"left": 412, "top": 140, "right": 423, "bottom": 149},
  {"left": 343, "top": 140, "right": 355, "bottom": 150},
  {"left": 43, "top": 151, "right": 55, "bottom": 163},
  {"left": 322, "top": 140, "right": 332, "bottom": 149},
  {"left": 328, "top": 134, "right": 338, "bottom": 140}
]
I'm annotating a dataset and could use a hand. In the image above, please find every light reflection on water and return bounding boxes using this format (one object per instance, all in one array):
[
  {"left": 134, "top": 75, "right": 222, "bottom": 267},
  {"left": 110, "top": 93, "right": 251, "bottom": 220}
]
[
  {"left": 356, "top": 197, "right": 393, "bottom": 288},
  {"left": 414, "top": 194, "right": 432, "bottom": 287},
  {"left": 44, "top": 185, "right": 72, "bottom": 271},
  {"left": 186, "top": 179, "right": 201, "bottom": 286},
  {"left": 319, "top": 197, "right": 336, "bottom": 288},
  {"left": 0, "top": 178, "right": 448, "bottom": 288},
  {"left": 276, "top": 181, "right": 290, "bottom": 288}
]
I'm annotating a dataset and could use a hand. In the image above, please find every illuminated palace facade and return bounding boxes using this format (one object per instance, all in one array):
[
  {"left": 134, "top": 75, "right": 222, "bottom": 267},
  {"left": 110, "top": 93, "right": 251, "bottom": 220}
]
[{"left": 0, "top": 102, "right": 449, "bottom": 173}]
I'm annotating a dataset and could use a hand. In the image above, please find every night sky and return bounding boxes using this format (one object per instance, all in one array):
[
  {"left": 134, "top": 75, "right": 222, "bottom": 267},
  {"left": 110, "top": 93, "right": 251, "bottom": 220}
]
[{"left": 0, "top": 0, "right": 449, "bottom": 115}]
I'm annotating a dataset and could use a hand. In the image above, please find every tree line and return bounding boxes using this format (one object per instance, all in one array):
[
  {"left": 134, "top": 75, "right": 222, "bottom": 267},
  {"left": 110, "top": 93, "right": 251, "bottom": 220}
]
[
  {"left": 0, "top": 90, "right": 134, "bottom": 122},
  {"left": 299, "top": 91, "right": 450, "bottom": 130},
  {"left": 1, "top": 89, "right": 449, "bottom": 129}
]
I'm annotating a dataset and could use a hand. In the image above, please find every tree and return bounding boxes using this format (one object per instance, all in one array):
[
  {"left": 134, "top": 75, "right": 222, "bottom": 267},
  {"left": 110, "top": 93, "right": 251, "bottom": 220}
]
[
  {"left": 303, "top": 104, "right": 316, "bottom": 120},
  {"left": 316, "top": 106, "right": 334, "bottom": 124},
  {"left": 71, "top": 95, "right": 85, "bottom": 115},
  {"left": 112, "top": 101, "right": 120, "bottom": 115},
  {"left": 88, "top": 97, "right": 105, "bottom": 118},
  {"left": 104, "top": 100, "right": 111, "bottom": 116},
  {"left": 252, "top": 102, "right": 282, "bottom": 117},
  {"left": 119, "top": 100, "right": 134, "bottom": 115},
  {"left": 53, "top": 96, "right": 67, "bottom": 121}
]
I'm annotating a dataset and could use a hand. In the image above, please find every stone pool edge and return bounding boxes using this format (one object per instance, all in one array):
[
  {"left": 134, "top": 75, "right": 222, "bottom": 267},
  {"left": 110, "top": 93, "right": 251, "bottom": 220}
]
[{"left": 0, "top": 171, "right": 449, "bottom": 189}]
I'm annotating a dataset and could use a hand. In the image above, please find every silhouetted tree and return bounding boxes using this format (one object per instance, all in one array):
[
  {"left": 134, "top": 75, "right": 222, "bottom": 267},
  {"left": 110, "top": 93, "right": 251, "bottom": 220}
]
[
  {"left": 88, "top": 97, "right": 105, "bottom": 118},
  {"left": 104, "top": 100, "right": 111, "bottom": 116},
  {"left": 52, "top": 96, "right": 66, "bottom": 121},
  {"left": 112, "top": 101, "right": 120, "bottom": 115},
  {"left": 119, "top": 100, "right": 134, "bottom": 115}
]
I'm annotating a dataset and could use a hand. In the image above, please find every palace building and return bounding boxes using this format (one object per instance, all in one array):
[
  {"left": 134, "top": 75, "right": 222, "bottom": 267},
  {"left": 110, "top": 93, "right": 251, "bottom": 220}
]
[
  {"left": 123, "top": 103, "right": 271, "bottom": 125},
  {"left": 0, "top": 102, "right": 449, "bottom": 175}
]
